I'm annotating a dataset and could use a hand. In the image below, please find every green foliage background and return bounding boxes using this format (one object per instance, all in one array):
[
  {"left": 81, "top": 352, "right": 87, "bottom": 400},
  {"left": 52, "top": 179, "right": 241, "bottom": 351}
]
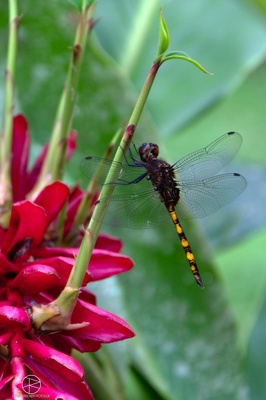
[{"left": 1, "top": 1, "right": 266, "bottom": 399}]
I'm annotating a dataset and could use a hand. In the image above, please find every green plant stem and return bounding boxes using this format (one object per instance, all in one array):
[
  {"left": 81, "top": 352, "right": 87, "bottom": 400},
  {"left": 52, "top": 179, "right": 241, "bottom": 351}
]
[
  {"left": 0, "top": 0, "right": 18, "bottom": 213},
  {"left": 31, "top": 1, "right": 96, "bottom": 198},
  {"left": 92, "top": 59, "right": 162, "bottom": 218},
  {"left": 128, "top": 61, "right": 161, "bottom": 127},
  {"left": 73, "top": 126, "right": 124, "bottom": 231},
  {"left": 68, "top": 59, "right": 162, "bottom": 290}
]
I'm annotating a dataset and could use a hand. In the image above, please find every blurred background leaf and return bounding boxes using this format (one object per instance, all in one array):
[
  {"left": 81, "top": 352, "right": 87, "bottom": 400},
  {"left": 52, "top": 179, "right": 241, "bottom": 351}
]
[
  {"left": 0, "top": 0, "right": 266, "bottom": 399},
  {"left": 95, "top": 0, "right": 266, "bottom": 136}
]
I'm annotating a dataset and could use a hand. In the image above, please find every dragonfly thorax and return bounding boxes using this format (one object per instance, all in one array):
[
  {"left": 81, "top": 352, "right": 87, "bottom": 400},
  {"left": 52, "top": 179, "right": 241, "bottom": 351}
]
[{"left": 138, "top": 143, "right": 180, "bottom": 206}]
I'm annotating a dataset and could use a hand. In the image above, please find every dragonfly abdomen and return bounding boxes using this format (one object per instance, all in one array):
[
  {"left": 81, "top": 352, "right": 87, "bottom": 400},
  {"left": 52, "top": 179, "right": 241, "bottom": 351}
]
[{"left": 168, "top": 206, "right": 204, "bottom": 288}]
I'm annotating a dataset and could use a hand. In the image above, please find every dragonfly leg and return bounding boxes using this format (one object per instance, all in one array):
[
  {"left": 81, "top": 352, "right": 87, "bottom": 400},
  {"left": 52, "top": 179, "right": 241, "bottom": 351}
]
[
  {"left": 168, "top": 207, "right": 204, "bottom": 288},
  {"left": 118, "top": 142, "right": 139, "bottom": 166},
  {"left": 116, "top": 171, "right": 148, "bottom": 185}
]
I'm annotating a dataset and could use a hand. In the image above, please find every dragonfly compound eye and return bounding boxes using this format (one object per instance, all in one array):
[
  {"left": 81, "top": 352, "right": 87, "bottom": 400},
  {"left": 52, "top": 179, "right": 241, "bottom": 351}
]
[
  {"left": 139, "top": 143, "right": 159, "bottom": 162},
  {"left": 149, "top": 144, "right": 159, "bottom": 157}
]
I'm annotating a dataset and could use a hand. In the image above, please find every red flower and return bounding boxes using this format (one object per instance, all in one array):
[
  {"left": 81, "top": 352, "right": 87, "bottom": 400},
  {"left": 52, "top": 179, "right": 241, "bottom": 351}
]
[{"left": 0, "top": 115, "right": 135, "bottom": 398}]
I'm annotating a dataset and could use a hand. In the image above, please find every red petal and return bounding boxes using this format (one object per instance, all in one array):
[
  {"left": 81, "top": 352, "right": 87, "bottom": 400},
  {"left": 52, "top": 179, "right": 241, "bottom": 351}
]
[
  {"left": 1, "top": 201, "right": 47, "bottom": 257},
  {"left": 0, "top": 331, "right": 13, "bottom": 345},
  {"left": 69, "top": 299, "right": 135, "bottom": 344},
  {"left": 43, "top": 332, "right": 101, "bottom": 353},
  {"left": 66, "top": 130, "right": 77, "bottom": 160},
  {"left": 0, "top": 375, "right": 14, "bottom": 397},
  {"left": 34, "top": 387, "right": 92, "bottom": 400},
  {"left": 11, "top": 114, "right": 30, "bottom": 201},
  {"left": 47, "top": 256, "right": 91, "bottom": 287},
  {"left": 21, "top": 339, "right": 84, "bottom": 381},
  {"left": 30, "top": 246, "right": 78, "bottom": 259},
  {"left": 0, "top": 306, "right": 31, "bottom": 330},
  {"left": 31, "top": 247, "right": 133, "bottom": 281},
  {"left": 34, "top": 182, "right": 70, "bottom": 225},
  {"left": 0, "top": 226, "right": 5, "bottom": 242},
  {"left": 26, "top": 257, "right": 90, "bottom": 290},
  {"left": 78, "top": 288, "right": 96, "bottom": 305},
  {"left": 64, "top": 186, "right": 84, "bottom": 237},
  {"left": 89, "top": 249, "right": 134, "bottom": 280},
  {"left": 95, "top": 233, "right": 122, "bottom": 252},
  {"left": 0, "top": 253, "right": 18, "bottom": 276},
  {"left": 9, "top": 264, "right": 60, "bottom": 294},
  {"left": 20, "top": 339, "right": 93, "bottom": 399}
]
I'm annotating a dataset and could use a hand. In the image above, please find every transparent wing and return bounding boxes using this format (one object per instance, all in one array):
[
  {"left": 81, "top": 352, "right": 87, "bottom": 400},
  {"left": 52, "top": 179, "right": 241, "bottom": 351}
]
[
  {"left": 97, "top": 172, "right": 247, "bottom": 226},
  {"left": 81, "top": 134, "right": 246, "bottom": 228},
  {"left": 95, "top": 176, "right": 170, "bottom": 228},
  {"left": 81, "top": 154, "right": 171, "bottom": 228},
  {"left": 80, "top": 155, "right": 148, "bottom": 186},
  {"left": 176, "top": 173, "right": 247, "bottom": 219},
  {"left": 80, "top": 157, "right": 123, "bottom": 185},
  {"left": 173, "top": 132, "right": 243, "bottom": 181}
]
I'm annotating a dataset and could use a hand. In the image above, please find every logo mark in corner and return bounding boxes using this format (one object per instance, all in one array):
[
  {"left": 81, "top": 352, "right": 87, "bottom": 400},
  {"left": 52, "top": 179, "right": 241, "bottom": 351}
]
[{"left": 22, "top": 374, "right": 41, "bottom": 394}]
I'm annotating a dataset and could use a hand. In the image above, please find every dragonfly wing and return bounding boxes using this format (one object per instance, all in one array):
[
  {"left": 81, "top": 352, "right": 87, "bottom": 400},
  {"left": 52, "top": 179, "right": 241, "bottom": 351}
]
[
  {"left": 80, "top": 155, "right": 149, "bottom": 185},
  {"left": 173, "top": 132, "right": 243, "bottom": 181},
  {"left": 94, "top": 176, "right": 170, "bottom": 228},
  {"left": 81, "top": 153, "right": 170, "bottom": 228},
  {"left": 80, "top": 157, "right": 123, "bottom": 185},
  {"left": 176, "top": 173, "right": 247, "bottom": 219}
]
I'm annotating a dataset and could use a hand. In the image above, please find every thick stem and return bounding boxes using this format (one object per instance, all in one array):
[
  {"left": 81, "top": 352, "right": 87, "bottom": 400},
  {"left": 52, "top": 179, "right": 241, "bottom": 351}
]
[
  {"left": 0, "top": 0, "right": 18, "bottom": 219},
  {"left": 30, "top": 2, "right": 96, "bottom": 198},
  {"left": 69, "top": 59, "right": 162, "bottom": 291},
  {"left": 89, "top": 60, "right": 162, "bottom": 234}
]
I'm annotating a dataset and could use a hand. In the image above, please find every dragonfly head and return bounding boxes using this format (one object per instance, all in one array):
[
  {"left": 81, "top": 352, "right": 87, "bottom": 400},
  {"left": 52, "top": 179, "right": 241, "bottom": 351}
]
[{"left": 138, "top": 143, "right": 159, "bottom": 162}]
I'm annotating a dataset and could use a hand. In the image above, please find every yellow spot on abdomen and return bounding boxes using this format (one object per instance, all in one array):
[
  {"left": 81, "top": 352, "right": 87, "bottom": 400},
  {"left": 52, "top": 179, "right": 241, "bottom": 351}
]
[
  {"left": 186, "top": 252, "right": 195, "bottom": 262},
  {"left": 181, "top": 238, "right": 189, "bottom": 248},
  {"left": 175, "top": 224, "right": 183, "bottom": 234}
]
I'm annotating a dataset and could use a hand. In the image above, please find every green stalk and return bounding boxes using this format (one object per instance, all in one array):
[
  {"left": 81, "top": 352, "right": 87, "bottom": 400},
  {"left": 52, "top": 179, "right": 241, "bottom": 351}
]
[
  {"left": 64, "top": 13, "right": 170, "bottom": 292},
  {"left": 30, "top": 1, "right": 96, "bottom": 198},
  {"left": 0, "top": 0, "right": 18, "bottom": 218},
  {"left": 55, "top": 10, "right": 210, "bottom": 314},
  {"left": 73, "top": 126, "right": 124, "bottom": 232},
  {"left": 89, "top": 60, "right": 161, "bottom": 228},
  {"left": 67, "top": 58, "right": 162, "bottom": 291}
]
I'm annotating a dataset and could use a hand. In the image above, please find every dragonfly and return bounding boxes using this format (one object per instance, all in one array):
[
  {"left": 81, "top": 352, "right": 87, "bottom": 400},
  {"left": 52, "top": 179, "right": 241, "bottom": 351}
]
[{"left": 80, "top": 131, "right": 247, "bottom": 288}]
